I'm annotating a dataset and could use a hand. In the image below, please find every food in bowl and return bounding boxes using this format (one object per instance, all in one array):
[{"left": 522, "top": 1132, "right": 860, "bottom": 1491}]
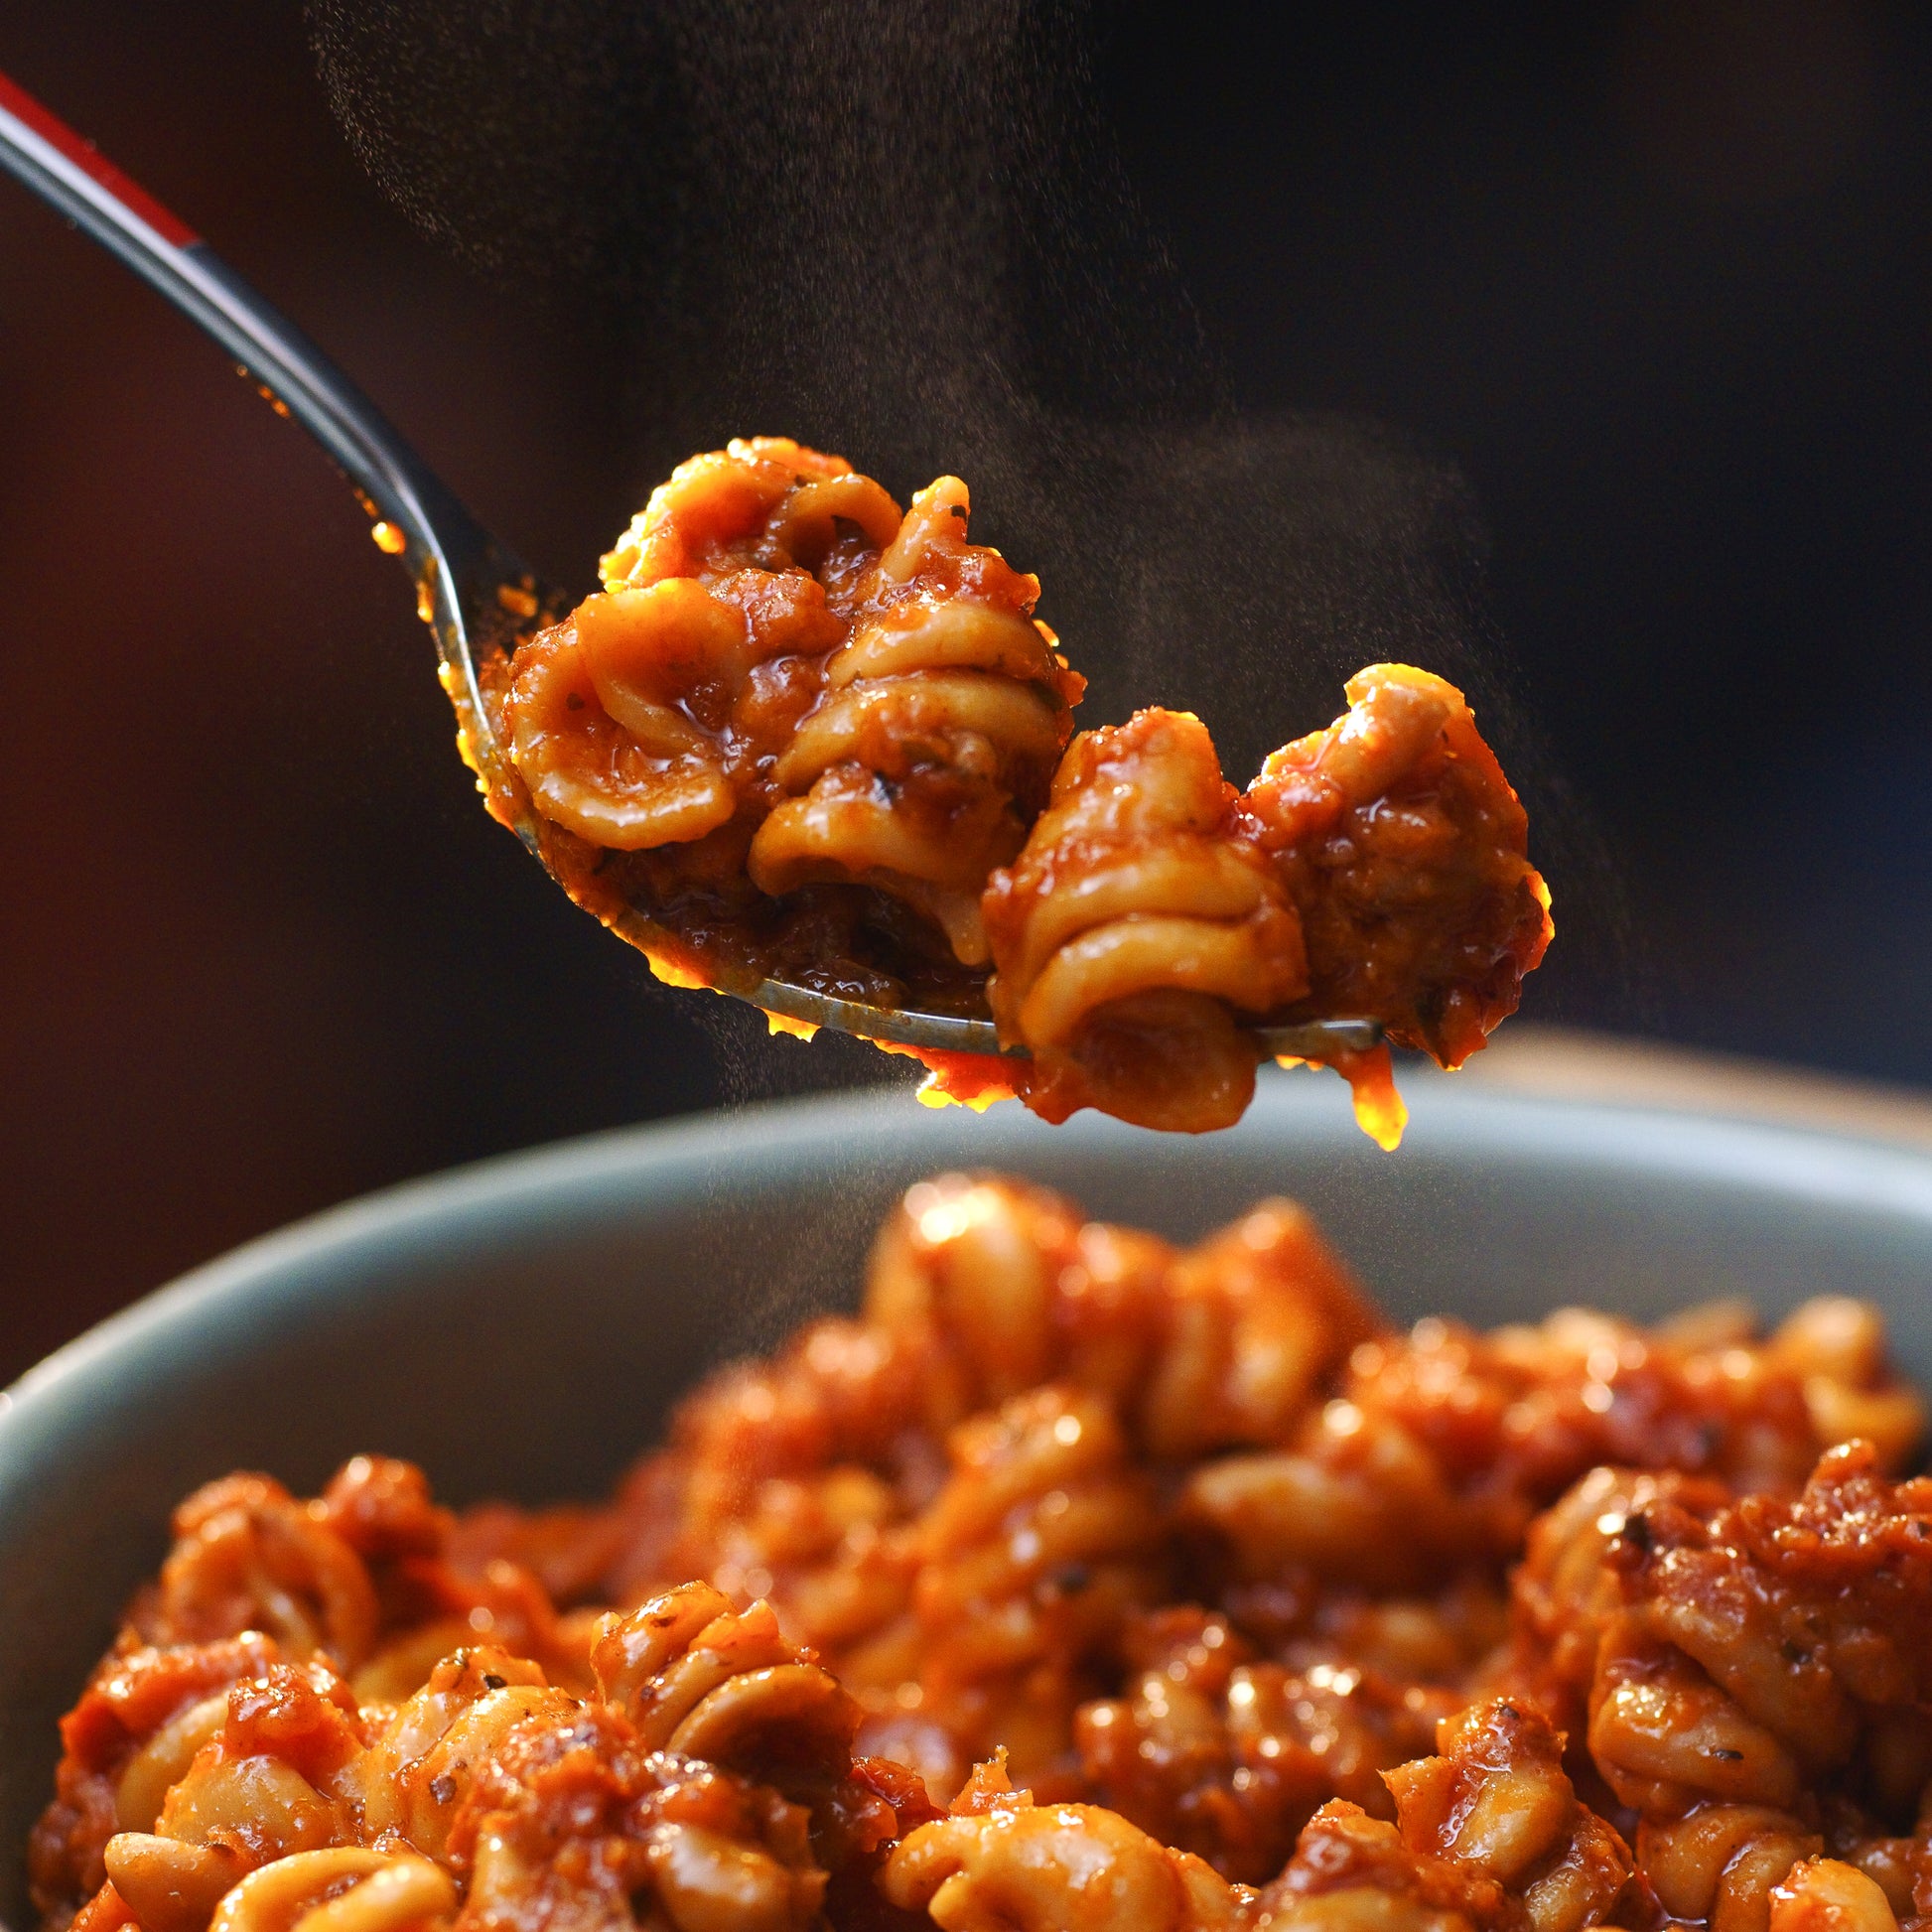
[
  {"left": 489, "top": 438, "right": 1552, "bottom": 1138},
  {"left": 29, "top": 1172, "right": 1928, "bottom": 1932}
]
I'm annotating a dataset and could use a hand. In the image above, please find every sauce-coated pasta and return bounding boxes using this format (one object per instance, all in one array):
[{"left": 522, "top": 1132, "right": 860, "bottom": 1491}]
[
  {"left": 32, "top": 1173, "right": 1930, "bottom": 1932},
  {"left": 491, "top": 441, "right": 1550, "bottom": 1139}
]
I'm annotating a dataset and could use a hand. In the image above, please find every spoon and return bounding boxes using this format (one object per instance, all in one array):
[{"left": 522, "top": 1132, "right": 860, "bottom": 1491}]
[{"left": 0, "top": 71, "right": 1381, "bottom": 1065}]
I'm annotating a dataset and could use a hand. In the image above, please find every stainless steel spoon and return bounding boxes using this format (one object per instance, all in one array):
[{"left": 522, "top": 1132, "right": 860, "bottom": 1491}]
[{"left": 0, "top": 71, "right": 1381, "bottom": 1065}]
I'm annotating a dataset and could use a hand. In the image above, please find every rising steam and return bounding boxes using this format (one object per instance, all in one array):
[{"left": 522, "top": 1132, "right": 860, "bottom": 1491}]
[{"left": 308, "top": 0, "right": 1637, "bottom": 1103}]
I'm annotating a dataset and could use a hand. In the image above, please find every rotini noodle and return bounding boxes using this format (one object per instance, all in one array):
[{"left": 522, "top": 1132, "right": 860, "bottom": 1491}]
[
  {"left": 748, "top": 475, "right": 1082, "bottom": 964},
  {"left": 891, "top": 1387, "right": 1167, "bottom": 1798},
  {"left": 983, "top": 709, "right": 1309, "bottom": 1132},
  {"left": 205, "top": 1850, "right": 455, "bottom": 1932},
  {"left": 30, "top": 1176, "right": 1932, "bottom": 1932},
  {"left": 1076, "top": 1606, "right": 1455, "bottom": 1884},
  {"left": 357, "top": 1647, "right": 571, "bottom": 1860},
  {"left": 1769, "top": 1859, "right": 1903, "bottom": 1932},
  {"left": 982, "top": 664, "right": 1550, "bottom": 1140},
  {"left": 496, "top": 443, "right": 1550, "bottom": 1135},
  {"left": 1381, "top": 1700, "right": 1635, "bottom": 1932},
  {"left": 1243, "top": 663, "right": 1552, "bottom": 1077}
]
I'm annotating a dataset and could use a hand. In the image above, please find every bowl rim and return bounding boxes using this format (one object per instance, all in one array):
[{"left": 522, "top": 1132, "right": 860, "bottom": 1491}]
[{"left": 15, "top": 1035, "right": 1932, "bottom": 1440}]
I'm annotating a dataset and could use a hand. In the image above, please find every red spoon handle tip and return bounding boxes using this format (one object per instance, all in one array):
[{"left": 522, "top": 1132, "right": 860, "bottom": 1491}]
[{"left": 0, "top": 69, "right": 200, "bottom": 251}]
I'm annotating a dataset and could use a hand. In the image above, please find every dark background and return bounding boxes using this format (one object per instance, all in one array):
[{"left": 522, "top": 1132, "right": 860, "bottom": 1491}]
[{"left": 3, "top": 0, "right": 1929, "bottom": 1381}]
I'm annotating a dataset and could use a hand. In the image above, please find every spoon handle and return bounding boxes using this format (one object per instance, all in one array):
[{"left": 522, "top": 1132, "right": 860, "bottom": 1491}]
[
  {"left": 0, "top": 71, "right": 1389, "bottom": 1071},
  {"left": 0, "top": 69, "right": 488, "bottom": 582}
]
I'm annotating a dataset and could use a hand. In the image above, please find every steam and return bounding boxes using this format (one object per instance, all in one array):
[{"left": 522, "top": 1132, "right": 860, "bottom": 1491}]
[{"left": 308, "top": 0, "right": 1640, "bottom": 1110}]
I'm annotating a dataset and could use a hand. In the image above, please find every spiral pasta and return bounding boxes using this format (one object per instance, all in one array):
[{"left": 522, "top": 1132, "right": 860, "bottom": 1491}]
[
  {"left": 1244, "top": 662, "right": 1553, "bottom": 1142},
  {"left": 1256, "top": 1696, "right": 1635, "bottom": 1932},
  {"left": 1380, "top": 1700, "right": 1635, "bottom": 1932},
  {"left": 747, "top": 474, "right": 1083, "bottom": 965},
  {"left": 507, "top": 438, "right": 855, "bottom": 856},
  {"left": 205, "top": 1850, "right": 455, "bottom": 1932},
  {"left": 495, "top": 443, "right": 1552, "bottom": 1135},
  {"left": 980, "top": 709, "right": 1309, "bottom": 1133},
  {"left": 880, "top": 1784, "right": 1255, "bottom": 1932},
  {"left": 1074, "top": 1605, "right": 1458, "bottom": 1884},
  {"left": 980, "top": 665, "right": 1550, "bottom": 1142},
  {"left": 503, "top": 439, "right": 1081, "bottom": 982},
  {"left": 897, "top": 1387, "right": 1167, "bottom": 1796},
  {"left": 861, "top": 1173, "right": 1172, "bottom": 1429},
  {"left": 458, "top": 1586, "right": 901, "bottom": 1932},
  {"left": 37, "top": 1175, "right": 1932, "bottom": 1932}
]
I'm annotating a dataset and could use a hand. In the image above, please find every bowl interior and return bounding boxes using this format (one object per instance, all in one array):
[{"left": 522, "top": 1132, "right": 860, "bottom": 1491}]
[{"left": 8, "top": 1065, "right": 1932, "bottom": 1919}]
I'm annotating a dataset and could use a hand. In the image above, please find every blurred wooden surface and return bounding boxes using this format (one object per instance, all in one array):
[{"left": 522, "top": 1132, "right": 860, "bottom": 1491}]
[{"left": 1469, "top": 1026, "right": 1932, "bottom": 1150}]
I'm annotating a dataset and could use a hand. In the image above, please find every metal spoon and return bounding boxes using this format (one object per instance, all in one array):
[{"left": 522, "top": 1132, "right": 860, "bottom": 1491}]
[{"left": 0, "top": 72, "right": 1380, "bottom": 1065}]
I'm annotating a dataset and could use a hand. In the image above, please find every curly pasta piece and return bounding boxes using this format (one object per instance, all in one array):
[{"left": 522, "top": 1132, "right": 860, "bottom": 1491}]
[
  {"left": 356, "top": 1646, "right": 572, "bottom": 1860},
  {"left": 668, "top": 1468, "right": 921, "bottom": 1664},
  {"left": 596, "top": 1325, "right": 939, "bottom": 1654},
  {"left": 1584, "top": 1445, "right": 1932, "bottom": 1818},
  {"left": 984, "top": 709, "right": 1309, "bottom": 1132},
  {"left": 510, "top": 438, "right": 851, "bottom": 854},
  {"left": 590, "top": 1585, "right": 862, "bottom": 1791},
  {"left": 139, "top": 1478, "right": 380, "bottom": 1669},
  {"left": 863, "top": 1173, "right": 1101, "bottom": 1418},
  {"left": 862, "top": 1172, "right": 1183, "bottom": 1436},
  {"left": 1383, "top": 1701, "right": 1635, "bottom": 1932},
  {"left": 1140, "top": 1199, "right": 1383, "bottom": 1462},
  {"left": 449, "top": 1586, "right": 896, "bottom": 1932},
  {"left": 982, "top": 665, "right": 1551, "bottom": 1141},
  {"left": 205, "top": 1850, "right": 455, "bottom": 1932},
  {"left": 506, "top": 438, "right": 1081, "bottom": 977},
  {"left": 1242, "top": 663, "right": 1552, "bottom": 1073},
  {"left": 655, "top": 1314, "right": 938, "bottom": 1520},
  {"left": 1075, "top": 1606, "right": 1454, "bottom": 1884},
  {"left": 1254, "top": 1802, "right": 1520, "bottom": 1932},
  {"left": 98, "top": 1659, "right": 381, "bottom": 1932},
  {"left": 31, "top": 1637, "right": 287, "bottom": 1927},
  {"left": 880, "top": 1783, "right": 1257, "bottom": 1932},
  {"left": 448, "top": 1698, "right": 835, "bottom": 1932},
  {"left": 1637, "top": 1806, "right": 1823, "bottom": 1932},
  {"left": 749, "top": 475, "right": 1083, "bottom": 964},
  {"left": 1761, "top": 1298, "right": 1926, "bottom": 1474},
  {"left": 896, "top": 1388, "right": 1167, "bottom": 1798},
  {"left": 1498, "top": 1465, "right": 1728, "bottom": 1737},
  {"left": 1768, "top": 1860, "right": 1903, "bottom": 1932}
]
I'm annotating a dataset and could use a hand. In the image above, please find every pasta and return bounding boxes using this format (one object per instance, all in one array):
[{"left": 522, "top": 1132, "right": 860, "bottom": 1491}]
[
  {"left": 980, "top": 665, "right": 1552, "bottom": 1137},
  {"left": 500, "top": 437, "right": 1079, "bottom": 1005},
  {"left": 493, "top": 440, "right": 1549, "bottom": 1138},
  {"left": 980, "top": 709, "right": 1309, "bottom": 1134},
  {"left": 1246, "top": 665, "right": 1552, "bottom": 1068},
  {"left": 38, "top": 1171, "right": 1923, "bottom": 1932}
]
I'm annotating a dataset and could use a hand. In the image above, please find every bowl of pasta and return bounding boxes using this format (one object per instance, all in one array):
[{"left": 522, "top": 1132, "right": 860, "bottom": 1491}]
[{"left": 8, "top": 1049, "right": 1932, "bottom": 1932}]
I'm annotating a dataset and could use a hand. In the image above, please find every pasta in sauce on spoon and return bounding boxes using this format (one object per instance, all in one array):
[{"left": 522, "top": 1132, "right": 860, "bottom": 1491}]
[
  {"left": 0, "top": 81, "right": 1545, "bottom": 1144},
  {"left": 496, "top": 439, "right": 1553, "bottom": 1141}
]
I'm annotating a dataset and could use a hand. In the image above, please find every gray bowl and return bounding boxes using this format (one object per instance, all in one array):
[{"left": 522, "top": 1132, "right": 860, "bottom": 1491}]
[{"left": 8, "top": 1058, "right": 1932, "bottom": 1922}]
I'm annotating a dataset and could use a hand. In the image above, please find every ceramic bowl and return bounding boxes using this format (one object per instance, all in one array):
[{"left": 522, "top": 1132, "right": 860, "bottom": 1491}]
[{"left": 8, "top": 1054, "right": 1932, "bottom": 1920}]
